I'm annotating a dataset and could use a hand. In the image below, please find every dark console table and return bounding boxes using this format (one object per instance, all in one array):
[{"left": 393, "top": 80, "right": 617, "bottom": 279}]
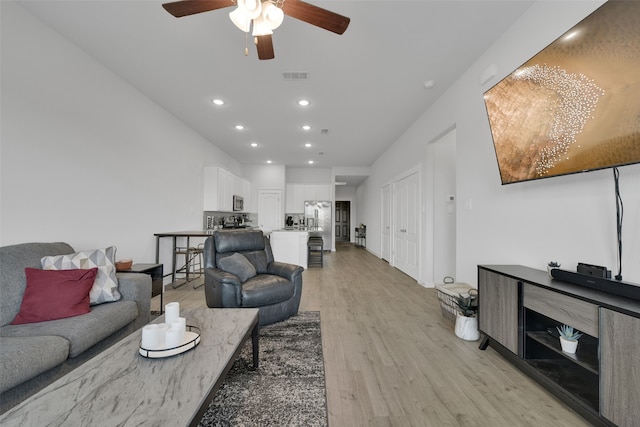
[
  {"left": 478, "top": 265, "right": 640, "bottom": 427},
  {"left": 117, "top": 263, "right": 163, "bottom": 314},
  {"left": 354, "top": 227, "right": 366, "bottom": 248}
]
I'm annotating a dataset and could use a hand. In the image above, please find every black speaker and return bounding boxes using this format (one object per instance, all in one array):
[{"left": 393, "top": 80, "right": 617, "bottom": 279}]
[
  {"left": 551, "top": 268, "right": 640, "bottom": 302},
  {"left": 576, "top": 262, "right": 611, "bottom": 279}
]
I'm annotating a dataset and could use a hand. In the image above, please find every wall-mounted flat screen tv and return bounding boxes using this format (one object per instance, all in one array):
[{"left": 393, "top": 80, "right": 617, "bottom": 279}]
[{"left": 483, "top": 0, "right": 640, "bottom": 185}]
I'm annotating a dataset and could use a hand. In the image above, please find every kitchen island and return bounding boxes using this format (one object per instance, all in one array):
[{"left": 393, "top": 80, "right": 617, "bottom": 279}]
[{"left": 269, "top": 229, "right": 309, "bottom": 269}]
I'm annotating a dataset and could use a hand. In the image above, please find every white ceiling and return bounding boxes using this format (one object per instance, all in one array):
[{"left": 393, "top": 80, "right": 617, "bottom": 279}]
[{"left": 17, "top": 0, "right": 533, "bottom": 170}]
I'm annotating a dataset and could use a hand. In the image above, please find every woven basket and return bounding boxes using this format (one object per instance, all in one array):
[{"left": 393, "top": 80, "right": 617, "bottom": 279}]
[{"left": 435, "top": 279, "right": 474, "bottom": 321}]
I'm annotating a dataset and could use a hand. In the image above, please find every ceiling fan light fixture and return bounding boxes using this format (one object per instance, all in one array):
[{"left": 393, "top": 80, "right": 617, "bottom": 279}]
[
  {"left": 229, "top": 7, "right": 251, "bottom": 32},
  {"left": 164, "top": 0, "right": 351, "bottom": 60},
  {"left": 262, "top": 1, "right": 284, "bottom": 30},
  {"left": 252, "top": 14, "right": 273, "bottom": 36},
  {"left": 237, "top": 0, "right": 262, "bottom": 19}
]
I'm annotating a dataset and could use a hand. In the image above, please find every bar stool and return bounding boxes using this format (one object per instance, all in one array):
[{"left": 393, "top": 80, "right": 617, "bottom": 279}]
[
  {"left": 191, "top": 243, "right": 204, "bottom": 288},
  {"left": 307, "top": 236, "right": 324, "bottom": 268},
  {"left": 173, "top": 244, "right": 203, "bottom": 288}
]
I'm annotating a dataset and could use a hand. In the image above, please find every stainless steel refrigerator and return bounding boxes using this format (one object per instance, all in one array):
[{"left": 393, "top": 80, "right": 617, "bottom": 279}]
[{"left": 304, "top": 200, "right": 332, "bottom": 251}]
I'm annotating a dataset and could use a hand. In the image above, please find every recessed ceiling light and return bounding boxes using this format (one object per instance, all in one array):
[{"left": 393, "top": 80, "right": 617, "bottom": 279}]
[
  {"left": 298, "top": 99, "right": 310, "bottom": 106},
  {"left": 308, "top": 160, "right": 314, "bottom": 164},
  {"left": 267, "top": 160, "right": 272, "bottom": 164},
  {"left": 235, "top": 125, "right": 245, "bottom": 130},
  {"left": 305, "top": 143, "right": 312, "bottom": 148},
  {"left": 212, "top": 98, "right": 224, "bottom": 106},
  {"left": 302, "top": 125, "right": 311, "bottom": 131},
  {"left": 250, "top": 142, "right": 258, "bottom": 147}
]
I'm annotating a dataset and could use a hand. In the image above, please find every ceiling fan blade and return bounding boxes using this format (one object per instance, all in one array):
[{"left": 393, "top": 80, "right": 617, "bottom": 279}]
[
  {"left": 162, "top": 0, "right": 232, "bottom": 18},
  {"left": 282, "top": 0, "right": 350, "bottom": 35},
  {"left": 256, "top": 35, "right": 275, "bottom": 60}
]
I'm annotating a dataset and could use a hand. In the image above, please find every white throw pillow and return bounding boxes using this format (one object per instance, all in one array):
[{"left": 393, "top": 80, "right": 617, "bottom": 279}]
[{"left": 42, "top": 246, "right": 121, "bottom": 305}]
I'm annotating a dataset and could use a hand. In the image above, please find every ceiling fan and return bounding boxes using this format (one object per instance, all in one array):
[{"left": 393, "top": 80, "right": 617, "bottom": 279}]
[{"left": 162, "top": 0, "right": 351, "bottom": 60}]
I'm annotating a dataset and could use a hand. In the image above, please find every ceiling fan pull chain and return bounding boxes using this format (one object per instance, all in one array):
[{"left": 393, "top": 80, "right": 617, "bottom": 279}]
[{"left": 244, "top": 30, "right": 249, "bottom": 56}]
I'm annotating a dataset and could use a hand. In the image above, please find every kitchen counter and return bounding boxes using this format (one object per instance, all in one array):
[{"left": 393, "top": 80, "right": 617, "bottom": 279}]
[{"left": 270, "top": 230, "right": 309, "bottom": 269}]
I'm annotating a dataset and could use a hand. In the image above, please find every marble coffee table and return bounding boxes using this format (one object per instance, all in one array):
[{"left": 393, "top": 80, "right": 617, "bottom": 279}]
[{"left": 0, "top": 308, "right": 259, "bottom": 427}]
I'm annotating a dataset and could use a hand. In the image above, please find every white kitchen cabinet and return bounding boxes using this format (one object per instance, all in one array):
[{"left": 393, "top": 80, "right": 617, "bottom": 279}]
[
  {"left": 220, "top": 168, "right": 233, "bottom": 211},
  {"left": 204, "top": 167, "right": 224, "bottom": 211},
  {"left": 232, "top": 174, "right": 242, "bottom": 199},
  {"left": 204, "top": 166, "right": 248, "bottom": 212},
  {"left": 285, "top": 184, "right": 305, "bottom": 213},
  {"left": 286, "top": 184, "right": 331, "bottom": 213},
  {"left": 242, "top": 179, "right": 252, "bottom": 212},
  {"left": 303, "top": 185, "right": 317, "bottom": 201},
  {"left": 285, "top": 184, "right": 295, "bottom": 212}
]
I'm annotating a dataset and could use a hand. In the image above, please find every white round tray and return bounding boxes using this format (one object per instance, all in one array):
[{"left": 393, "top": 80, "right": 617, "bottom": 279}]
[{"left": 139, "top": 325, "right": 201, "bottom": 358}]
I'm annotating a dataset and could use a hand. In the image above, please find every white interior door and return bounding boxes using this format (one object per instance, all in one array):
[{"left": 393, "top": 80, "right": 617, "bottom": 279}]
[
  {"left": 392, "top": 171, "right": 420, "bottom": 279},
  {"left": 393, "top": 181, "right": 406, "bottom": 268},
  {"left": 257, "top": 189, "right": 282, "bottom": 232},
  {"left": 381, "top": 184, "right": 391, "bottom": 261},
  {"left": 402, "top": 172, "right": 419, "bottom": 278}
]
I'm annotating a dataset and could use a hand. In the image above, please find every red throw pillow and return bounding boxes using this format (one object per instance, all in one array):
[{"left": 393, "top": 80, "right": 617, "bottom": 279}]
[{"left": 11, "top": 267, "right": 98, "bottom": 325}]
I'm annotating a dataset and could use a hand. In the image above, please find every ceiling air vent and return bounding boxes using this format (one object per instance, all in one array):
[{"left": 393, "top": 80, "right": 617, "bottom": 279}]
[{"left": 283, "top": 72, "right": 309, "bottom": 81}]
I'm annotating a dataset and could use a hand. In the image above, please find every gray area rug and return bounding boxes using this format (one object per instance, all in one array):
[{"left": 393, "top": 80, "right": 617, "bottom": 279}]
[{"left": 198, "top": 311, "right": 328, "bottom": 427}]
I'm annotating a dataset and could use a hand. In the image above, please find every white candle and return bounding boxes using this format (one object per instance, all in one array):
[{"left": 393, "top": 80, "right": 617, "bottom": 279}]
[
  {"left": 166, "top": 326, "right": 183, "bottom": 348},
  {"left": 156, "top": 323, "right": 168, "bottom": 349},
  {"left": 141, "top": 324, "right": 162, "bottom": 350},
  {"left": 172, "top": 317, "right": 187, "bottom": 341},
  {"left": 165, "top": 302, "right": 180, "bottom": 324}
]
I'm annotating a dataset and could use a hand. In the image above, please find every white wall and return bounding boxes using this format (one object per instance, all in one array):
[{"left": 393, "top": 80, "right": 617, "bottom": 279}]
[
  {"left": 244, "top": 164, "right": 286, "bottom": 203},
  {"left": 362, "top": 0, "right": 640, "bottom": 286},
  {"left": 286, "top": 167, "right": 331, "bottom": 184},
  {"left": 0, "top": 2, "right": 240, "bottom": 270},
  {"left": 431, "top": 129, "right": 457, "bottom": 283}
]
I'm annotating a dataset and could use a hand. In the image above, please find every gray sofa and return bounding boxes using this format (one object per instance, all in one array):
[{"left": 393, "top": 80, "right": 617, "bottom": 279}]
[
  {"left": 204, "top": 230, "right": 304, "bottom": 326},
  {"left": 0, "top": 242, "right": 151, "bottom": 413}
]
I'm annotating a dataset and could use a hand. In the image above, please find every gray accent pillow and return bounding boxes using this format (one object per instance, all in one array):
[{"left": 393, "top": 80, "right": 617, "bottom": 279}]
[
  {"left": 41, "top": 246, "right": 121, "bottom": 305},
  {"left": 218, "top": 253, "right": 257, "bottom": 283}
]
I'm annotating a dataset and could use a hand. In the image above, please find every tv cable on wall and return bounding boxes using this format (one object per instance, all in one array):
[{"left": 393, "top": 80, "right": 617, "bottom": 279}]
[{"left": 613, "top": 167, "right": 623, "bottom": 281}]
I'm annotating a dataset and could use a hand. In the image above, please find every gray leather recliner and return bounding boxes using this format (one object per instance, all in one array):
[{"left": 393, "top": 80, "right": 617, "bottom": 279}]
[{"left": 203, "top": 230, "right": 304, "bottom": 326}]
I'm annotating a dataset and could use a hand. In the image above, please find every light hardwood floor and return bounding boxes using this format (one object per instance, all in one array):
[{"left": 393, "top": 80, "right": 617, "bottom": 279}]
[{"left": 161, "top": 243, "right": 590, "bottom": 427}]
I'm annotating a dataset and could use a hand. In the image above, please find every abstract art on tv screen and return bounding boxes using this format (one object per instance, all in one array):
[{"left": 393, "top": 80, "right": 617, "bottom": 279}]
[{"left": 483, "top": 0, "right": 640, "bottom": 185}]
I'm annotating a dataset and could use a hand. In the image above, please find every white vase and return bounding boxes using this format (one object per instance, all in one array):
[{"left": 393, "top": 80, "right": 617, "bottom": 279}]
[
  {"left": 560, "top": 336, "right": 578, "bottom": 353},
  {"left": 455, "top": 314, "right": 480, "bottom": 341}
]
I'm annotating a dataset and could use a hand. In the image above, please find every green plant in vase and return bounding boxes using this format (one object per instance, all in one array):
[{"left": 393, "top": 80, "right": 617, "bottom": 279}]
[
  {"left": 557, "top": 324, "right": 583, "bottom": 354},
  {"left": 453, "top": 291, "right": 479, "bottom": 341},
  {"left": 547, "top": 261, "right": 561, "bottom": 276},
  {"left": 455, "top": 293, "right": 478, "bottom": 317}
]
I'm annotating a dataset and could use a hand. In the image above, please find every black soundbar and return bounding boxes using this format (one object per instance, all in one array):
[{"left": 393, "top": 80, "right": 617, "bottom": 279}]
[{"left": 550, "top": 269, "right": 640, "bottom": 302}]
